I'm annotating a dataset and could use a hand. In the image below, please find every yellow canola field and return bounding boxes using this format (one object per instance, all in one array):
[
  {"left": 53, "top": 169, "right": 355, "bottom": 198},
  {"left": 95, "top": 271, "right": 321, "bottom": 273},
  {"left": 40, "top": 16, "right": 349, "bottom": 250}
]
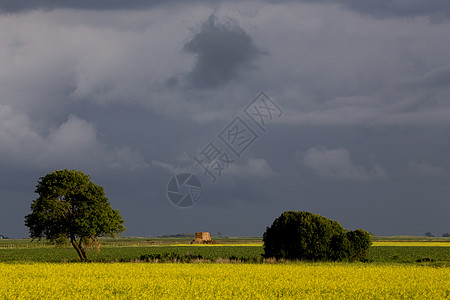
[
  {"left": 1, "top": 263, "right": 449, "bottom": 299},
  {"left": 372, "top": 242, "right": 450, "bottom": 247}
]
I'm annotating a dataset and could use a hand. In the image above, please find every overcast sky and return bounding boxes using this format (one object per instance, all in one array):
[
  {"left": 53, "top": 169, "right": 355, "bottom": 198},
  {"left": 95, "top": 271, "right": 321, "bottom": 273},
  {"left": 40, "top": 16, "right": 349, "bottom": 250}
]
[{"left": 1, "top": 0, "right": 450, "bottom": 238}]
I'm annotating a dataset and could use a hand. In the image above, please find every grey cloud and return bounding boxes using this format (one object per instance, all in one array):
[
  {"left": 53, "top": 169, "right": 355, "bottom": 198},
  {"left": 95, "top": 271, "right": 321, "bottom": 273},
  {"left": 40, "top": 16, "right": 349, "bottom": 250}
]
[
  {"left": 0, "top": 0, "right": 220, "bottom": 13},
  {"left": 0, "top": 107, "right": 148, "bottom": 171},
  {"left": 227, "top": 158, "right": 277, "bottom": 178},
  {"left": 277, "top": 0, "right": 450, "bottom": 20},
  {"left": 0, "top": 0, "right": 152, "bottom": 13},
  {"left": 339, "top": 0, "right": 450, "bottom": 20},
  {"left": 4, "top": 0, "right": 450, "bottom": 21},
  {"left": 408, "top": 161, "right": 447, "bottom": 178},
  {"left": 151, "top": 160, "right": 197, "bottom": 175},
  {"left": 302, "top": 147, "right": 388, "bottom": 181},
  {"left": 151, "top": 157, "right": 276, "bottom": 180},
  {"left": 407, "top": 65, "right": 450, "bottom": 89},
  {"left": 183, "top": 14, "right": 264, "bottom": 89}
]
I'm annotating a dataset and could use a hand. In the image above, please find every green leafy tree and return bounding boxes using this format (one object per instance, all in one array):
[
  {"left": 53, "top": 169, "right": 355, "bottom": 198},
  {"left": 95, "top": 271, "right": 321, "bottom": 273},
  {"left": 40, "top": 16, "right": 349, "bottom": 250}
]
[
  {"left": 25, "top": 169, "right": 126, "bottom": 261},
  {"left": 263, "top": 211, "right": 372, "bottom": 261}
]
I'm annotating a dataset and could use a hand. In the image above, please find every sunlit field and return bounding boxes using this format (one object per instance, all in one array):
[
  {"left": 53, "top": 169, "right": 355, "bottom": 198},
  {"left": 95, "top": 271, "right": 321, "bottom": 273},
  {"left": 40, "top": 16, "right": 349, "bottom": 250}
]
[
  {"left": 1, "top": 263, "right": 449, "bottom": 299},
  {"left": 373, "top": 242, "right": 450, "bottom": 247},
  {"left": 1, "top": 238, "right": 449, "bottom": 264},
  {"left": 1, "top": 238, "right": 449, "bottom": 299}
]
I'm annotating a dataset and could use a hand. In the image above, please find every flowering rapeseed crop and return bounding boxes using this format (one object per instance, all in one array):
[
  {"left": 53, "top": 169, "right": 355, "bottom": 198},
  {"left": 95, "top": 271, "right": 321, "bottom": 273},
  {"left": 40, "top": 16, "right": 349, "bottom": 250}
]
[
  {"left": 1, "top": 263, "right": 448, "bottom": 299},
  {"left": 372, "top": 242, "right": 450, "bottom": 247}
]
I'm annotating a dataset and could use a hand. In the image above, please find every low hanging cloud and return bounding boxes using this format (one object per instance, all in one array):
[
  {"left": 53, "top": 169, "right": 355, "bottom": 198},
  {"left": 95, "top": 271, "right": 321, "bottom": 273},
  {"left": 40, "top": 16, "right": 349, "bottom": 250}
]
[
  {"left": 152, "top": 158, "right": 276, "bottom": 179},
  {"left": 0, "top": 105, "right": 147, "bottom": 171},
  {"left": 228, "top": 158, "right": 276, "bottom": 178},
  {"left": 45, "top": 116, "right": 149, "bottom": 170},
  {"left": 302, "top": 147, "right": 388, "bottom": 181},
  {"left": 151, "top": 160, "right": 196, "bottom": 175},
  {"left": 183, "top": 14, "right": 264, "bottom": 89}
]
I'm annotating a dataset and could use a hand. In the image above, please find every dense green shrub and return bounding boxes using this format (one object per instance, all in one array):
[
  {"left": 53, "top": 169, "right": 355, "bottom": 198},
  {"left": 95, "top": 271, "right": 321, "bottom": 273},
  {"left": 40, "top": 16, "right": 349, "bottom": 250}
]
[
  {"left": 263, "top": 211, "right": 371, "bottom": 261},
  {"left": 346, "top": 229, "right": 372, "bottom": 261}
]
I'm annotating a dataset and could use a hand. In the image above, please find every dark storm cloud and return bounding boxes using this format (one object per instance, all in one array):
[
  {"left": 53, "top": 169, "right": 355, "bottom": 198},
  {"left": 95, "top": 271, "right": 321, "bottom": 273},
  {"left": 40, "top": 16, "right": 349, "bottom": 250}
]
[
  {"left": 0, "top": 0, "right": 220, "bottom": 13},
  {"left": 3, "top": 0, "right": 450, "bottom": 20},
  {"left": 339, "top": 0, "right": 450, "bottom": 20},
  {"left": 183, "top": 14, "right": 264, "bottom": 89},
  {"left": 342, "top": 0, "right": 450, "bottom": 19},
  {"left": 0, "top": 0, "right": 152, "bottom": 12},
  {"left": 1, "top": 1, "right": 450, "bottom": 238},
  {"left": 272, "top": 0, "right": 450, "bottom": 20}
]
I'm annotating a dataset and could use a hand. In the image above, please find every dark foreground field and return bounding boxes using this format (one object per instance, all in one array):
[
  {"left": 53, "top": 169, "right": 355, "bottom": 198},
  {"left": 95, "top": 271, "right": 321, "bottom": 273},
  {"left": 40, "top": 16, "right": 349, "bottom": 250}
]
[{"left": 1, "top": 236, "right": 449, "bottom": 265}]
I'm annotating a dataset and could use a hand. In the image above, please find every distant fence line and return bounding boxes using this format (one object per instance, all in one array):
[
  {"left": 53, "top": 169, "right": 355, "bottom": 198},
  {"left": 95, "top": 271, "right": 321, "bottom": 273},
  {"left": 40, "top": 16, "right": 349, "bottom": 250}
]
[
  {"left": 99, "top": 242, "right": 166, "bottom": 247},
  {"left": 0, "top": 241, "right": 179, "bottom": 249}
]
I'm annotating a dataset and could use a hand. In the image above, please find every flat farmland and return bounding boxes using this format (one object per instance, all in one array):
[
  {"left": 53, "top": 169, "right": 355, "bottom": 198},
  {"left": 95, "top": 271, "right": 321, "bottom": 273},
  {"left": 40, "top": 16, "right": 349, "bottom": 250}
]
[
  {"left": 1, "top": 237, "right": 449, "bottom": 264},
  {"left": 1, "top": 237, "right": 449, "bottom": 299}
]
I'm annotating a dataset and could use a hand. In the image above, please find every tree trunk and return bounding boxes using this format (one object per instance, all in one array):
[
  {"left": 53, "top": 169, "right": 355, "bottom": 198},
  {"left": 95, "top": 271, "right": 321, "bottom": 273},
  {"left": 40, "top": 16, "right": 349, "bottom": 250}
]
[
  {"left": 79, "top": 241, "right": 87, "bottom": 261},
  {"left": 71, "top": 236, "right": 87, "bottom": 261}
]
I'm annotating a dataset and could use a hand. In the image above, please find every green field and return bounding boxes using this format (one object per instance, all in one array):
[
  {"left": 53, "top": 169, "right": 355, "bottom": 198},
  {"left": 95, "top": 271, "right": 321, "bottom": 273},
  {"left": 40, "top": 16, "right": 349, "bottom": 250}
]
[{"left": 1, "top": 237, "right": 449, "bottom": 265}]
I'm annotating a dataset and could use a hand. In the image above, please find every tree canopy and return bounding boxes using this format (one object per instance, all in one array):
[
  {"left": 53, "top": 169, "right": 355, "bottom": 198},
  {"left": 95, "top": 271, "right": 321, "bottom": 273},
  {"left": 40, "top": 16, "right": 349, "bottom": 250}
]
[
  {"left": 25, "top": 169, "right": 126, "bottom": 261},
  {"left": 263, "top": 211, "right": 372, "bottom": 261}
]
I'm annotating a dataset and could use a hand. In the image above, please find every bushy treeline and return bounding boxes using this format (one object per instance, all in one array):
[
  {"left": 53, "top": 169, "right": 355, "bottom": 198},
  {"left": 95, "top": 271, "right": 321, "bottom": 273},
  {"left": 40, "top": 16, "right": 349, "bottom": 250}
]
[{"left": 263, "top": 211, "right": 372, "bottom": 261}]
